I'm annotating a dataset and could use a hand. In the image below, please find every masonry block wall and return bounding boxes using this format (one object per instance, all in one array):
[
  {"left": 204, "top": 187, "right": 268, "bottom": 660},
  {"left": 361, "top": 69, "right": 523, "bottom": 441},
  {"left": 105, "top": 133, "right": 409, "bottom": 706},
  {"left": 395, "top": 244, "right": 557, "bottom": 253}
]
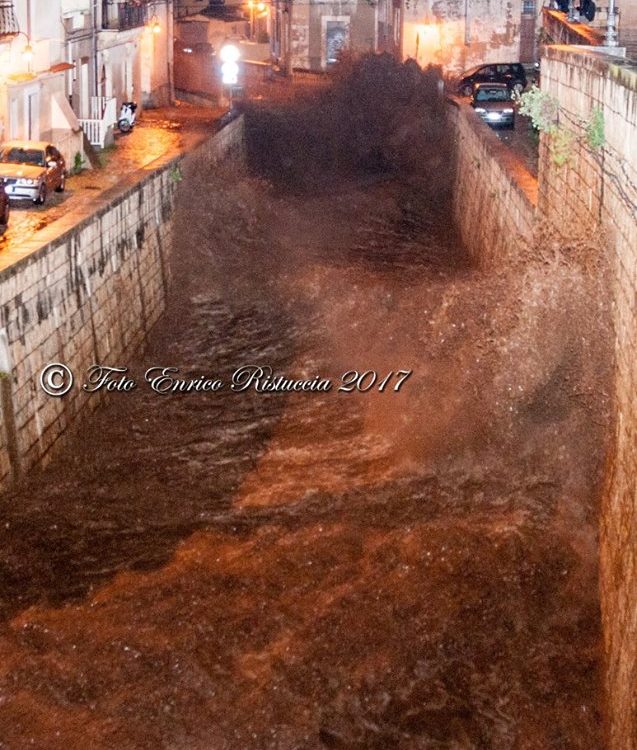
[
  {"left": 403, "top": 0, "right": 528, "bottom": 73},
  {"left": 449, "top": 98, "right": 537, "bottom": 269},
  {"left": 539, "top": 46, "right": 637, "bottom": 750},
  {"left": 0, "top": 115, "right": 245, "bottom": 488}
]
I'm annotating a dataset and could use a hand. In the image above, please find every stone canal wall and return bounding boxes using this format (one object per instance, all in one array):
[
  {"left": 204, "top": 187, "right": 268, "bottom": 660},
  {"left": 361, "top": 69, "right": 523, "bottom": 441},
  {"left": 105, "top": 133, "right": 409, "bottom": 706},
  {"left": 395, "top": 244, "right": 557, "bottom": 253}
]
[
  {"left": 538, "top": 46, "right": 637, "bottom": 750},
  {"left": 448, "top": 97, "right": 538, "bottom": 268},
  {"left": 0, "top": 115, "right": 245, "bottom": 487},
  {"left": 449, "top": 48, "right": 637, "bottom": 745}
]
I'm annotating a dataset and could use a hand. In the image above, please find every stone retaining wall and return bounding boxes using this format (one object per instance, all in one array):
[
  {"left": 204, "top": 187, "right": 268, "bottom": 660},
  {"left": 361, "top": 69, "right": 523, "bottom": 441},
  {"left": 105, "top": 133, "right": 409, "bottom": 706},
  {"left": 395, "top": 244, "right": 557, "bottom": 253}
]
[
  {"left": 537, "top": 46, "right": 637, "bottom": 750},
  {"left": 0, "top": 115, "right": 245, "bottom": 486},
  {"left": 448, "top": 98, "right": 538, "bottom": 268}
]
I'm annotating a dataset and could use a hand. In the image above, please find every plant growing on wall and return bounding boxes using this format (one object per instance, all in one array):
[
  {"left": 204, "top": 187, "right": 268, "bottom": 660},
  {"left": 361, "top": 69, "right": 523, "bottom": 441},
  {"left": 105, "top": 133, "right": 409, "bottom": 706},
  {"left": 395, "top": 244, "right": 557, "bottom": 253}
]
[
  {"left": 169, "top": 165, "right": 183, "bottom": 183},
  {"left": 550, "top": 125, "right": 575, "bottom": 167},
  {"left": 586, "top": 107, "right": 605, "bottom": 150},
  {"left": 517, "top": 86, "right": 575, "bottom": 165},
  {"left": 517, "top": 85, "right": 559, "bottom": 133},
  {"left": 72, "top": 152, "right": 86, "bottom": 175},
  {"left": 518, "top": 87, "right": 606, "bottom": 167}
]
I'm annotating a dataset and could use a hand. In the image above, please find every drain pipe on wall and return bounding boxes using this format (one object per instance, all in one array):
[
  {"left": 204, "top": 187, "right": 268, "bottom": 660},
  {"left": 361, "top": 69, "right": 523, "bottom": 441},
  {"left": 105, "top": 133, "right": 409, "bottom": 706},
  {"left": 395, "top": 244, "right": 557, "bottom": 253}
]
[{"left": 93, "top": 0, "right": 99, "bottom": 96}]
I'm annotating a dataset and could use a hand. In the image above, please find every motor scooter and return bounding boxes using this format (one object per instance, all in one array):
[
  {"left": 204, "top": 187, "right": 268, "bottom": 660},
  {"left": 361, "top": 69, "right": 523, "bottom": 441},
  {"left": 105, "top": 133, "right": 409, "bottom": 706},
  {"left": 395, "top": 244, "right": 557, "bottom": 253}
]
[{"left": 117, "top": 101, "right": 138, "bottom": 133}]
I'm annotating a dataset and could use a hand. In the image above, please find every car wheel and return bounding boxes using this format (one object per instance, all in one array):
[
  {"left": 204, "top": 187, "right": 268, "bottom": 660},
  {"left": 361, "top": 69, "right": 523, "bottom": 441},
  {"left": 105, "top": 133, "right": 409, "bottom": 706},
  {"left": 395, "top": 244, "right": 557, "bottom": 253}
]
[
  {"left": 55, "top": 173, "right": 66, "bottom": 193},
  {"left": 0, "top": 203, "right": 8, "bottom": 227},
  {"left": 513, "top": 82, "right": 525, "bottom": 95},
  {"left": 461, "top": 84, "right": 473, "bottom": 97},
  {"left": 34, "top": 184, "right": 47, "bottom": 206}
]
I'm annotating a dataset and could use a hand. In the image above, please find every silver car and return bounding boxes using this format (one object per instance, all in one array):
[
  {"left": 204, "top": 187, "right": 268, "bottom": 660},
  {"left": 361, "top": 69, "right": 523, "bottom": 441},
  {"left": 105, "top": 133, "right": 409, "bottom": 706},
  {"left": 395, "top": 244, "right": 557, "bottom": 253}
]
[
  {"left": 470, "top": 83, "right": 515, "bottom": 129},
  {"left": 0, "top": 141, "right": 67, "bottom": 205}
]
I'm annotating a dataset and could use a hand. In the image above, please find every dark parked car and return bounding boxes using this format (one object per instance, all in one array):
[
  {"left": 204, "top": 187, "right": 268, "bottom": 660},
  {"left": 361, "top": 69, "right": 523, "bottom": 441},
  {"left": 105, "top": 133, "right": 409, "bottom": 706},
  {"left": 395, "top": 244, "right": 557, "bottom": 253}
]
[
  {"left": 457, "top": 63, "right": 527, "bottom": 97},
  {"left": 0, "top": 184, "right": 8, "bottom": 229},
  {"left": 471, "top": 83, "right": 516, "bottom": 129}
]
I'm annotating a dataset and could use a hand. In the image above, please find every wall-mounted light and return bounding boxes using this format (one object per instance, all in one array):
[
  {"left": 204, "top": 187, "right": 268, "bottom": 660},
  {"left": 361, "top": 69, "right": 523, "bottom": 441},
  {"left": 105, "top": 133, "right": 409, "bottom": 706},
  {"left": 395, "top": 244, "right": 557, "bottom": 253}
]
[
  {"left": 21, "top": 41, "right": 33, "bottom": 63},
  {"left": 149, "top": 15, "right": 161, "bottom": 34},
  {"left": 8, "top": 31, "right": 34, "bottom": 71}
]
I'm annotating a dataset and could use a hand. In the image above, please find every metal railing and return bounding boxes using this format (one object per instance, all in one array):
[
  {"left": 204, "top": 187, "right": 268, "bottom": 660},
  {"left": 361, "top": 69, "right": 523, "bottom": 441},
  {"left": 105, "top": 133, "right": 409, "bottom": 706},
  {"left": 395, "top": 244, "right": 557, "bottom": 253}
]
[
  {"left": 79, "top": 96, "right": 117, "bottom": 148},
  {"left": 102, "top": 1, "right": 148, "bottom": 31},
  {"left": 0, "top": 0, "right": 19, "bottom": 40}
]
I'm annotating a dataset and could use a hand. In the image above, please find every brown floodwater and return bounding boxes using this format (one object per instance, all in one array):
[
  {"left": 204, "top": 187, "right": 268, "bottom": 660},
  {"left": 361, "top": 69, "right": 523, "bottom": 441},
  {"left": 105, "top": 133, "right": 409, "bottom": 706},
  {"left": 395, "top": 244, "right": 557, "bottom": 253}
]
[{"left": 0, "top": 69, "right": 612, "bottom": 749}]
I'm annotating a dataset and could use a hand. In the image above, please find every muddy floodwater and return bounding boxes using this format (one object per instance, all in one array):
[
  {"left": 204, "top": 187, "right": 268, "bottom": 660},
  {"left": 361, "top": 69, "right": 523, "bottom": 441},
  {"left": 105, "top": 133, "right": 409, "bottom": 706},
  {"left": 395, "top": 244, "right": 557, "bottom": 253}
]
[{"left": 0, "top": 65, "right": 612, "bottom": 749}]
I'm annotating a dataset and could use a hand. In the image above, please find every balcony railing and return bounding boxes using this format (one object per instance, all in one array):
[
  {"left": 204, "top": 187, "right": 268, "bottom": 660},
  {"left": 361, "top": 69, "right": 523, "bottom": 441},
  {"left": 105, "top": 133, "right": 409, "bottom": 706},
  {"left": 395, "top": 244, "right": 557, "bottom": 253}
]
[
  {"left": 102, "top": 1, "right": 148, "bottom": 31},
  {"left": 79, "top": 96, "right": 117, "bottom": 148},
  {"left": 0, "top": 0, "right": 19, "bottom": 41}
]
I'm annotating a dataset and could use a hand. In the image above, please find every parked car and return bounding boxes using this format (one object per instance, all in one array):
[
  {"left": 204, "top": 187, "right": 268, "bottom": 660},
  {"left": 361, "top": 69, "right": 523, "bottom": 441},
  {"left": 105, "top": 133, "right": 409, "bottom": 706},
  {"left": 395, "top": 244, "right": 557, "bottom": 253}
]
[
  {"left": 457, "top": 63, "right": 527, "bottom": 97},
  {"left": 0, "top": 141, "right": 66, "bottom": 205},
  {"left": 0, "top": 184, "right": 8, "bottom": 229},
  {"left": 471, "top": 83, "right": 516, "bottom": 129}
]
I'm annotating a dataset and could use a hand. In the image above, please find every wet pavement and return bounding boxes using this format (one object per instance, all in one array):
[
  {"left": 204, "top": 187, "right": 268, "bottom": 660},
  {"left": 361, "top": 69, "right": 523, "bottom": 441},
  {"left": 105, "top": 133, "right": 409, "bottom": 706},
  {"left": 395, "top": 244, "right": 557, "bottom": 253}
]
[
  {"left": 0, "top": 103, "right": 224, "bottom": 272},
  {"left": 455, "top": 94, "right": 539, "bottom": 177},
  {"left": 495, "top": 113, "right": 539, "bottom": 177}
]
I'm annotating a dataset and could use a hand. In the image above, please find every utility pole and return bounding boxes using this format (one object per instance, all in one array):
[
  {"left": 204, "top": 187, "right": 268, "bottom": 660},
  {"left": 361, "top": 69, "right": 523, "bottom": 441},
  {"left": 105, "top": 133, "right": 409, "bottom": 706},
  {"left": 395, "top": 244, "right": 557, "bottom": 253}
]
[
  {"left": 604, "top": 0, "right": 619, "bottom": 46},
  {"left": 285, "top": 0, "right": 293, "bottom": 76}
]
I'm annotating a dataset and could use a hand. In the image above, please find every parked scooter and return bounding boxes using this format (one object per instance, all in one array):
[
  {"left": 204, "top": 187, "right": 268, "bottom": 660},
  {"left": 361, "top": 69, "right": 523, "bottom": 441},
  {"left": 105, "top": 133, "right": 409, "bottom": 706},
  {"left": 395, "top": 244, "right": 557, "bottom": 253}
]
[{"left": 117, "top": 101, "right": 138, "bottom": 133}]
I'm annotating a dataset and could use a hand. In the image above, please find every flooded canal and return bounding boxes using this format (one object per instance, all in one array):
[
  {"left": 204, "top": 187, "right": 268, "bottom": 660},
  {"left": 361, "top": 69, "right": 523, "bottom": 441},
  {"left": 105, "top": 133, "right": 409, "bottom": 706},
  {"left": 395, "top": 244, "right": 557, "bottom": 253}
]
[{"left": 0, "top": 60, "right": 611, "bottom": 749}]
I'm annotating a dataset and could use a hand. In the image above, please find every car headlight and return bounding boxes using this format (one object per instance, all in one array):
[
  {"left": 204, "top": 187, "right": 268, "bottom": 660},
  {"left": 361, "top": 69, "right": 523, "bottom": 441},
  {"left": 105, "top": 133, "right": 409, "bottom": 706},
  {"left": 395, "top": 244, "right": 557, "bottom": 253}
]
[
  {"left": 475, "top": 107, "right": 486, "bottom": 113},
  {"left": 17, "top": 178, "right": 37, "bottom": 186},
  {"left": 503, "top": 108, "right": 514, "bottom": 114}
]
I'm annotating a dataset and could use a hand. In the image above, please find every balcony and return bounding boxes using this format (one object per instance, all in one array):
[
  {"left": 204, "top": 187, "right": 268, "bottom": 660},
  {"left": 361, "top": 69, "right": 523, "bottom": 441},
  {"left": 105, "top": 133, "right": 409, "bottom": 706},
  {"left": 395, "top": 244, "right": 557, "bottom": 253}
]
[
  {"left": 0, "top": 0, "right": 19, "bottom": 41},
  {"left": 102, "top": 0, "right": 148, "bottom": 31}
]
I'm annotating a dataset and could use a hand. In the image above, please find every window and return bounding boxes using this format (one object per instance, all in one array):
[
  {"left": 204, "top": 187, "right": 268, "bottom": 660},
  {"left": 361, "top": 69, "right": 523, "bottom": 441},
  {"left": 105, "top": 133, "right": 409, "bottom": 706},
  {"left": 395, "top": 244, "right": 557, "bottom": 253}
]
[
  {"left": 325, "top": 20, "right": 349, "bottom": 64},
  {"left": 476, "top": 87, "right": 511, "bottom": 102},
  {"left": 0, "top": 148, "right": 46, "bottom": 167}
]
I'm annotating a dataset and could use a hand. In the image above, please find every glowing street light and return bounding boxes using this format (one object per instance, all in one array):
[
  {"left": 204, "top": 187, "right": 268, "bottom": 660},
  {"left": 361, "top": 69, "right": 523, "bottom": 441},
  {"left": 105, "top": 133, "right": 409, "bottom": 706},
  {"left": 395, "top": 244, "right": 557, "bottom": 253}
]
[
  {"left": 220, "top": 43, "right": 241, "bottom": 86},
  {"left": 219, "top": 44, "right": 241, "bottom": 109},
  {"left": 219, "top": 44, "right": 240, "bottom": 64},
  {"left": 21, "top": 41, "right": 33, "bottom": 63}
]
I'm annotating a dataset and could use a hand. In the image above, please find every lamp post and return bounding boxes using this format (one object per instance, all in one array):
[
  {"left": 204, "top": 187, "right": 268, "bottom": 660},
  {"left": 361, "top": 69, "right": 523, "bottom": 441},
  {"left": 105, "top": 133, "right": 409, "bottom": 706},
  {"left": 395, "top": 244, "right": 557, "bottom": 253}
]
[
  {"left": 604, "top": 0, "right": 619, "bottom": 46},
  {"left": 285, "top": 0, "right": 292, "bottom": 76},
  {"left": 220, "top": 43, "right": 240, "bottom": 111},
  {"left": 13, "top": 30, "right": 33, "bottom": 72},
  {"left": 248, "top": 0, "right": 255, "bottom": 39}
]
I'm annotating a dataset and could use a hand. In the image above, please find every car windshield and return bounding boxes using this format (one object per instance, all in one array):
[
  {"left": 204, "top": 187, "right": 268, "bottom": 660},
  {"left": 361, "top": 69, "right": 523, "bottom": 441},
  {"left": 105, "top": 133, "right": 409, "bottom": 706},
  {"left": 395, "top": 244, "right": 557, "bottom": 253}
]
[
  {"left": 476, "top": 88, "right": 510, "bottom": 102},
  {"left": 462, "top": 65, "right": 482, "bottom": 77},
  {"left": 0, "top": 148, "right": 46, "bottom": 167}
]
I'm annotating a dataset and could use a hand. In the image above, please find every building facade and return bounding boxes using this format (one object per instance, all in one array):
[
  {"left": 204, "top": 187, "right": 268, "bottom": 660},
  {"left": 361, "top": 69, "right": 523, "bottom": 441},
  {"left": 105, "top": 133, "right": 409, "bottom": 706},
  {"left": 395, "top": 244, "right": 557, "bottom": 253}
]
[
  {"left": 0, "top": 0, "right": 174, "bottom": 165},
  {"left": 65, "top": 0, "right": 174, "bottom": 114},
  {"left": 402, "top": 0, "right": 538, "bottom": 74},
  {"left": 0, "top": 0, "right": 82, "bottom": 163},
  {"left": 273, "top": 0, "right": 401, "bottom": 72}
]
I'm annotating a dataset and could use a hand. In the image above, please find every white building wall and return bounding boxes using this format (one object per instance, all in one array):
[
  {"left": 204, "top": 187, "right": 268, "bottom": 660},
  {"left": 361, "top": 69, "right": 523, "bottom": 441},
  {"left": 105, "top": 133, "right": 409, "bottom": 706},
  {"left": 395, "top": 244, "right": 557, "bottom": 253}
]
[{"left": 0, "top": 0, "right": 81, "bottom": 150}]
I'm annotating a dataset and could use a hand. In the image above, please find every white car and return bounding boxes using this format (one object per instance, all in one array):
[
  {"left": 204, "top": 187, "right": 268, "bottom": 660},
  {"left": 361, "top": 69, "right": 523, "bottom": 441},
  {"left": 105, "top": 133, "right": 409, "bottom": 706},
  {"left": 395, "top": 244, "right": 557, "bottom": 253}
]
[{"left": 0, "top": 141, "right": 67, "bottom": 205}]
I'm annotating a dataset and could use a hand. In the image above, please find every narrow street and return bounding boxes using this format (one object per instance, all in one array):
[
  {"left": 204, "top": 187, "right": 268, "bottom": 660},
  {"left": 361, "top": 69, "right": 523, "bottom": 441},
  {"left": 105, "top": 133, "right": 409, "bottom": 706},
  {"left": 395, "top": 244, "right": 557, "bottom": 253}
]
[
  {"left": 0, "top": 104, "right": 224, "bottom": 272},
  {"left": 0, "top": 86, "right": 610, "bottom": 747}
]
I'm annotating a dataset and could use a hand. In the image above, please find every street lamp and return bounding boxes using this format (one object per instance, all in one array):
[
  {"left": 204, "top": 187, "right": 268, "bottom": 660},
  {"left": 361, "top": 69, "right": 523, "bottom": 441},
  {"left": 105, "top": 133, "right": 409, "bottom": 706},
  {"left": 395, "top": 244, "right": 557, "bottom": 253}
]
[
  {"left": 248, "top": 0, "right": 255, "bottom": 39},
  {"left": 220, "top": 43, "right": 241, "bottom": 109},
  {"left": 149, "top": 14, "right": 161, "bottom": 34},
  {"left": 10, "top": 30, "right": 33, "bottom": 70}
]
